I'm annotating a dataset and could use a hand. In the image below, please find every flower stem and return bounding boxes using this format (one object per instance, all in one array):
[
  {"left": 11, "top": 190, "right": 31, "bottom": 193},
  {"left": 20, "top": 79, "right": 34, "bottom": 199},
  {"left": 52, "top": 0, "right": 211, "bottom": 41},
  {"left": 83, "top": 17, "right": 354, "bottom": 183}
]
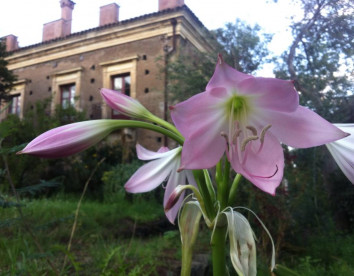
[
  {"left": 112, "top": 120, "right": 184, "bottom": 145},
  {"left": 217, "top": 158, "right": 230, "bottom": 210},
  {"left": 181, "top": 247, "right": 193, "bottom": 276},
  {"left": 193, "top": 170, "right": 216, "bottom": 220},
  {"left": 211, "top": 223, "right": 228, "bottom": 276},
  {"left": 228, "top": 174, "right": 242, "bottom": 205},
  {"left": 149, "top": 114, "right": 183, "bottom": 138}
]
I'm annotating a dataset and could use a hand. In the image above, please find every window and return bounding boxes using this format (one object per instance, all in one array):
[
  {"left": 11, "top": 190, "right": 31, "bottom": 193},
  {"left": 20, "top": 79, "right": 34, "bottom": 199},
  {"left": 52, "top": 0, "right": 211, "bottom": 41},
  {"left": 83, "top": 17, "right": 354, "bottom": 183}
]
[
  {"left": 99, "top": 56, "right": 137, "bottom": 119},
  {"left": 60, "top": 83, "right": 76, "bottom": 109},
  {"left": 8, "top": 94, "right": 21, "bottom": 116},
  {"left": 111, "top": 74, "right": 130, "bottom": 119},
  {"left": 51, "top": 67, "right": 82, "bottom": 113}
]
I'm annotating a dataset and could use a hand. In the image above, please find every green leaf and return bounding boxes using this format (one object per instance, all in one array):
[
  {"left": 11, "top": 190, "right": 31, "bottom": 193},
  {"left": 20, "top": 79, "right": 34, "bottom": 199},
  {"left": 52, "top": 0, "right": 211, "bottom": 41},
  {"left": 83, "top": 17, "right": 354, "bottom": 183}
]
[{"left": 16, "top": 177, "right": 63, "bottom": 196}]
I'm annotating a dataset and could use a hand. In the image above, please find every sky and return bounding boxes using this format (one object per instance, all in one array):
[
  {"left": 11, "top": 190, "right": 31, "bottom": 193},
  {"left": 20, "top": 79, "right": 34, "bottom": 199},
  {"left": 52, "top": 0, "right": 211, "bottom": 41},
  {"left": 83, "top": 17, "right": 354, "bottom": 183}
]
[{"left": 0, "top": 0, "right": 304, "bottom": 76}]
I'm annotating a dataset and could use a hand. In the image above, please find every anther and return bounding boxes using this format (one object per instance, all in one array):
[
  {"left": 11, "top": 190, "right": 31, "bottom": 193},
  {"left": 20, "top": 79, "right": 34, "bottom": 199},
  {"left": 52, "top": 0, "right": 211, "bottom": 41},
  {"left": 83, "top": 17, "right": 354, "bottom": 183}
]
[
  {"left": 241, "top": 135, "right": 258, "bottom": 151},
  {"left": 246, "top": 126, "right": 257, "bottom": 136},
  {"left": 260, "top": 124, "right": 272, "bottom": 144}
]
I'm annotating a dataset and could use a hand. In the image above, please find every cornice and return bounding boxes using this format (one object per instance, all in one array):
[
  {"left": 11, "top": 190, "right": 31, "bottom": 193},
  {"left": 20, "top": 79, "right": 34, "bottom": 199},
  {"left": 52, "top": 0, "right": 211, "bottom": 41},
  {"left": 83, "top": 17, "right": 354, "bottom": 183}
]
[{"left": 7, "top": 6, "right": 214, "bottom": 70}]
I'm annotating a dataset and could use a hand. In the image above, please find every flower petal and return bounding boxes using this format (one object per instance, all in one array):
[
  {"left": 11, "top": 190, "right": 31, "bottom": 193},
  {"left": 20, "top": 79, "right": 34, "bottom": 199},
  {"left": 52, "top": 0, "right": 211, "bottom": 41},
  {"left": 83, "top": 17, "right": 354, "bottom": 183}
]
[
  {"left": 206, "top": 55, "right": 252, "bottom": 91},
  {"left": 264, "top": 106, "right": 349, "bottom": 148},
  {"left": 326, "top": 124, "right": 354, "bottom": 184},
  {"left": 124, "top": 152, "right": 176, "bottom": 193},
  {"left": 171, "top": 88, "right": 229, "bottom": 169},
  {"left": 18, "top": 120, "right": 117, "bottom": 158},
  {"left": 230, "top": 132, "right": 284, "bottom": 195},
  {"left": 237, "top": 77, "right": 299, "bottom": 112},
  {"left": 164, "top": 166, "right": 187, "bottom": 223},
  {"left": 136, "top": 144, "right": 172, "bottom": 160}
]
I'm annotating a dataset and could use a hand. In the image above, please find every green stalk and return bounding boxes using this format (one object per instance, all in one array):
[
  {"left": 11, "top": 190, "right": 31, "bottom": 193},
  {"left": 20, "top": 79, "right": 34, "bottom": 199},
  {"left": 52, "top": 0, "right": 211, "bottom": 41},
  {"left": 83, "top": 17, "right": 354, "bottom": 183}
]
[
  {"left": 215, "top": 160, "right": 223, "bottom": 185},
  {"left": 228, "top": 174, "right": 242, "bottom": 206},
  {"left": 193, "top": 170, "right": 216, "bottom": 220},
  {"left": 181, "top": 246, "right": 193, "bottom": 276},
  {"left": 218, "top": 158, "right": 230, "bottom": 210},
  {"left": 203, "top": 169, "right": 216, "bottom": 203},
  {"left": 149, "top": 114, "right": 183, "bottom": 138},
  {"left": 211, "top": 223, "right": 228, "bottom": 276},
  {"left": 111, "top": 120, "right": 184, "bottom": 145}
]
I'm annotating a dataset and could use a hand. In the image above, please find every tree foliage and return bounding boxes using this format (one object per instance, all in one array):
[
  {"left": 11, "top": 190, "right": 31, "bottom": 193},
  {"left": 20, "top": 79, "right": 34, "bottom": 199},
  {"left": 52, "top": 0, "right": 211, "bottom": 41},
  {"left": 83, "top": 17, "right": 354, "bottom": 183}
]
[
  {"left": 0, "top": 39, "right": 16, "bottom": 101},
  {"left": 274, "top": 0, "right": 354, "bottom": 121},
  {"left": 168, "top": 20, "right": 272, "bottom": 101},
  {"left": 274, "top": 0, "right": 354, "bottom": 232},
  {"left": 214, "top": 19, "right": 273, "bottom": 74}
]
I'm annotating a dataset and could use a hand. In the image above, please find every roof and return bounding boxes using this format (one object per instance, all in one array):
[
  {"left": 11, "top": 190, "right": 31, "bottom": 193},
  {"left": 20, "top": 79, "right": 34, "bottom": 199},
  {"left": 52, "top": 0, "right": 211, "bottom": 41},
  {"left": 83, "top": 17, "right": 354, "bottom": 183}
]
[{"left": 9, "top": 5, "right": 208, "bottom": 54}]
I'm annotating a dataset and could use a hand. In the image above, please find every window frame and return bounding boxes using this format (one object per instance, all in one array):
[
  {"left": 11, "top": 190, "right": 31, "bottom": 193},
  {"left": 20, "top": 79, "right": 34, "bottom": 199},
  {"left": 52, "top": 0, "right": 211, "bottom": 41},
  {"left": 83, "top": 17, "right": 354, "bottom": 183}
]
[
  {"left": 8, "top": 94, "right": 21, "bottom": 116},
  {"left": 60, "top": 83, "right": 76, "bottom": 109}
]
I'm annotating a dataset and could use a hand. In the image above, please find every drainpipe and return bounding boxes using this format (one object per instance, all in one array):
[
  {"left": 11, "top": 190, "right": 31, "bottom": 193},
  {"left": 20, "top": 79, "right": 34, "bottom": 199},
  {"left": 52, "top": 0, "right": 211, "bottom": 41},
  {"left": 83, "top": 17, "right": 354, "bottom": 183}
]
[{"left": 163, "top": 18, "right": 177, "bottom": 147}]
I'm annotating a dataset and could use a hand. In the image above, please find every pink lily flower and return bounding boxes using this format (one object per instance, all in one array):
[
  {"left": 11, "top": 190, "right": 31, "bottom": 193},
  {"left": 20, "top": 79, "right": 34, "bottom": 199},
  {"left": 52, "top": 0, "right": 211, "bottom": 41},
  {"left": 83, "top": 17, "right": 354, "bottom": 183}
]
[
  {"left": 17, "top": 120, "right": 119, "bottom": 158},
  {"left": 100, "top": 88, "right": 151, "bottom": 120},
  {"left": 326, "top": 124, "right": 354, "bottom": 184},
  {"left": 170, "top": 55, "right": 348, "bottom": 195},
  {"left": 125, "top": 144, "right": 196, "bottom": 223}
]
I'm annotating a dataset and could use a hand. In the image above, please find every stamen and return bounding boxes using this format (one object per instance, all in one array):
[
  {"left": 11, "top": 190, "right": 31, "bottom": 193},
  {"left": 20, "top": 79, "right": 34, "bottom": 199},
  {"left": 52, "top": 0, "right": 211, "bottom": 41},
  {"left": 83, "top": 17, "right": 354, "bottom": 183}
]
[
  {"left": 232, "top": 129, "right": 242, "bottom": 144},
  {"left": 241, "top": 135, "right": 258, "bottom": 151},
  {"left": 246, "top": 165, "right": 279, "bottom": 179},
  {"left": 260, "top": 124, "right": 272, "bottom": 144},
  {"left": 221, "top": 131, "right": 230, "bottom": 151},
  {"left": 246, "top": 126, "right": 257, "bottom": 136},
  {"left": 221, "top": 131, "right": 228, "bottom": 140}
]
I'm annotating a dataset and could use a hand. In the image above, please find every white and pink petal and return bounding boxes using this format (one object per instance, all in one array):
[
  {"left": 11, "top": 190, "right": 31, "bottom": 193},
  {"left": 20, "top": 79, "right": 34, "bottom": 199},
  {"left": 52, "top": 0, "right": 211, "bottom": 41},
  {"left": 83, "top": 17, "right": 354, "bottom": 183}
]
[{"left": 263, "top": 106, "right": 349, "bottom": 148}]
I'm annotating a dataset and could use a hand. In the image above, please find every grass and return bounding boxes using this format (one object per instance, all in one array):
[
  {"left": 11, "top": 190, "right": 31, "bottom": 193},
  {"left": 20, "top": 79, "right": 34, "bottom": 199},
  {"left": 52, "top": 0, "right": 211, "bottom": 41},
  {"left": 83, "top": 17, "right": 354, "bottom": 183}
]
[
  {"left": 0, "top": 195, "right": 182, "bottom": 275},
  {"left": 1, "top": 195, "right": 354, "bottom": 275}
]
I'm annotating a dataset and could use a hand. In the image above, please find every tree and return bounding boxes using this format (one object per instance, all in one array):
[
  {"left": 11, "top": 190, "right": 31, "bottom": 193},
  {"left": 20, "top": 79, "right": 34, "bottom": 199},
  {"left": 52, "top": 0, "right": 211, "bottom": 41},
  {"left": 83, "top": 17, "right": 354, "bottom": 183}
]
[
  {"left": 0, "top": 39, "right": 16, "bottom": 102},
  {"left": 274, "top": 0, "right": 354, "bottom": 231},
  {"left": 275, "top": 0, "right": 354, "bottom": 121},
  {"left": 167, "top": 19, "right": 272, "bottom": 101},
  {"left": 214, "top": 19, "right": 272, "bottom": 74}
]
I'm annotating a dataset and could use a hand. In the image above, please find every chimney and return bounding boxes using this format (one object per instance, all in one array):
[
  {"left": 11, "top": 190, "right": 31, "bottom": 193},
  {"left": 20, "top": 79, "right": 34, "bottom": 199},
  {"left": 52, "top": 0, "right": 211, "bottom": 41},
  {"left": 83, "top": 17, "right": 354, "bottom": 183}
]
[
  {"left": 158, "top": 0, "right": 184, "bottom": 11},
  {"left": 99, "top": 3, "right": 119, "bottom": 26},
  {"left": 42, "top": 0, "right": 75, "bottom": 42},
  {"left": 61, "top": 0, "right": 75, "bottom": 35},
  {"left": 4, "top": 35, "right": 19, "bottom": 52}
]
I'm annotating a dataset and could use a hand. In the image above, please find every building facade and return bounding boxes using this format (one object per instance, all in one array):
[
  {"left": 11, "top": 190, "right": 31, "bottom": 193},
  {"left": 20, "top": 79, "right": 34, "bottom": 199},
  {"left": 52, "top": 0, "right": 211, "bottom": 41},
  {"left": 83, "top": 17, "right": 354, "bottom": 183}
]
[{"left": 2, "top": 0, "right": 215, "bottom": 150}]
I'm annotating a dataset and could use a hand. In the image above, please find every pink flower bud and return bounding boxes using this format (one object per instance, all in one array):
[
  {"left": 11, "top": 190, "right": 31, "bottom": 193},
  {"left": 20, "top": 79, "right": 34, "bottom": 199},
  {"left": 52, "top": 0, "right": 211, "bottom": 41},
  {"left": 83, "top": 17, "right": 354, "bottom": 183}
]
[
  {"left": 17, "top": 120, "right": 119, "bottom": 158},
  {"left": 100, "top": 88, "right": 151, "bottom": 120}
]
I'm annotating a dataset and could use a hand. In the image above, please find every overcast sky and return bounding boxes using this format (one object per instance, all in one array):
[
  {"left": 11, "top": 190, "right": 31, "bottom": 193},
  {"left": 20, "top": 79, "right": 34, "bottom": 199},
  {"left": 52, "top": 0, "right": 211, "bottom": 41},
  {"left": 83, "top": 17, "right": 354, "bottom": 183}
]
[{"left": 0, "top": 0, "right": 303, "bottom": 75}]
